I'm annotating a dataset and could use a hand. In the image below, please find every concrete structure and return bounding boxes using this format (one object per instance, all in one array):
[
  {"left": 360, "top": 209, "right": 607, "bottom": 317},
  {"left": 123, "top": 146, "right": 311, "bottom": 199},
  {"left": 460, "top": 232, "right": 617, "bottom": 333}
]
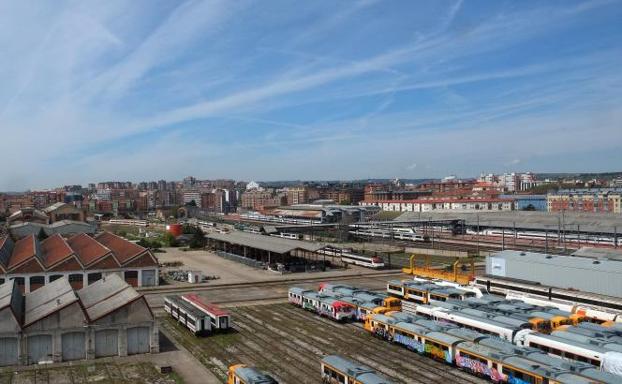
[
  {"left": 547, "top": 188, "right": 622, "bottom": 213},
  {"left": 42, "top": 202, "right": 86, "bottom": 223},
  {"left": 0, "top": 275, "right": 157, "bottom": 366},
  {"left": 361, "top": 198, "right": 514, "bottom": 213},
  {"left": 486, "top": 250, "right": 622, "bottom": 297},
  {"left": 0, "top": 232, "right": 158, "bottom": 293}
]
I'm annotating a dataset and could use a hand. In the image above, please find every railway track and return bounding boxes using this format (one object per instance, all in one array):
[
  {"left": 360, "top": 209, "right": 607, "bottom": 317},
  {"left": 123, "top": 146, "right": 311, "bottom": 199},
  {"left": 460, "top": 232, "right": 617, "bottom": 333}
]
[
  {"left": 159, "top": 302, "right": 488, "bottom": 383},
  {"left": 139, "top": 271, "right": 403, "bottom": 297}
]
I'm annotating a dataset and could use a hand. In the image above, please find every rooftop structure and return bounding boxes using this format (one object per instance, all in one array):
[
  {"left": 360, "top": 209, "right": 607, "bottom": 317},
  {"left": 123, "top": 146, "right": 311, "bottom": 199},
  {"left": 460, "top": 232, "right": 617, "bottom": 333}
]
[
  {"left": 486, "top": 250, "right": 622, "bottom": 297},
  {"left": 0, "top": 232, "right": 158, "bottom": 293}
]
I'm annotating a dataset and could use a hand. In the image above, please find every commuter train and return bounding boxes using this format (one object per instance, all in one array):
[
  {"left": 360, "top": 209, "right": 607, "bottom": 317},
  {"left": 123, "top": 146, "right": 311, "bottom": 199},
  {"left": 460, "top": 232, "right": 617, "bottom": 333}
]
[
  {"left": 473, "top": 275, "right": 622, "bottom": 322},
  {"left": 468, "top": 228, "right": 618, "bottom": 247},
  {"left": 227, "top": 364, "right": 278, "bottom": 384},
  {"left": 269, "top": 232, "right": 302, "bottom": 240},
  {"left": 288, "top": 288, "right": 356, "bottom": 322},
  {"left": 364, "top": 312, "right": 622, "bottom": 382},
  {"left": 348, "top": 228, "right": 427, "bottom": 242},
  {"left": 107, "top": 218, "right": 148, "bottom": 227},
  {"left": 289, "top": 284, "right": 400, "bottom": 322},
  {"left": 318, "top": 247, "right": 385, "bottom": 269},
  {"left": 320, "top": 355, "right": 394, "bottom": 384},
  {"left": 182, "top": 293, "right": 231, "bottom": 330},
  {"left": 164, "top": 295, "right": 211, "bottom": 335},
  {"left": 387, "top": 279, "right": 477, "bottom": 304}
]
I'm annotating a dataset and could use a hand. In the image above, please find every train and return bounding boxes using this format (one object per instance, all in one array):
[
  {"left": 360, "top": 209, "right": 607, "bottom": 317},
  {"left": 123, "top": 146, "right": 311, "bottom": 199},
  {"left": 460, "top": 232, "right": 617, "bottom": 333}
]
[
  {"left": 164, "top": 294, "right": 231, "bottom": 335},
  {"left": 239, "top": 212, "right": 322, "bottom": 225},
  {"left": 107, "top": 218, "right": 148, "bottom": 227},
  {"left": 269, "top": 232, "right": 302, "bottom": 240},
  {"left": 387, "top": 279, "right": 478, "bottom": 304},
  {"left": 164, "top": 295, "right": 211, "bottom": 335},
  {"left": 473, "top": 275, "right": 622, "bottom": 322},
  {"left": 227, "top": 364, "right": 278, "bottom": 384},
  {"left": 364, "top": 311, "right": 622, "bottom": 382},
  {"left": 182, "top": 293, "right": 231, "bottom": 330},
  {"left": 288, "top": 283, "right": 400, "bottom": 322},
  {"left": 348, "top": 227, "right": 428, "bottom": 242},
  {"left": 467, "top": 228, "right": 618, "bottom": 247},
  {"left": 320, "top": 355, "right": 394, "bottom": 384},
  {"left": 317, "top": 247, "right": 385, "bottom": 269}
]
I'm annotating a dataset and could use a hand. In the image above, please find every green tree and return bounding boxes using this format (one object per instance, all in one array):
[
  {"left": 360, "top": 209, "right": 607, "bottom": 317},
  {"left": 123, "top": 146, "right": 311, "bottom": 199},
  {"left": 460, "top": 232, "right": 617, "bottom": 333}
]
[
  {"left": 163, "top": 232, "right": 178, "bottom": 247},
  {"left": 37, "top": 228, "right": 48, "bottom": 241},
  {"left": 188, "top": 228, "right": 206, "bottom": 249}
]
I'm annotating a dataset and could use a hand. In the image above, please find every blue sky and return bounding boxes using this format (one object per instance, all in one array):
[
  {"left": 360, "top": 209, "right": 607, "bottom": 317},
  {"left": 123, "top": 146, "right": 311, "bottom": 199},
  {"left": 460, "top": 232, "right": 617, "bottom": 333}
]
[{"left": 1, "top": 0, "right": 621, "bottom": 190}]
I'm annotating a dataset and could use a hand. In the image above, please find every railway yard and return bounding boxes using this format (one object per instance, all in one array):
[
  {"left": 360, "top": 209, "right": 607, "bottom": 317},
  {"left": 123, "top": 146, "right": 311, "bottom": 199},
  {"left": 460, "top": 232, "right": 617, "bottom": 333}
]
[{"left": 159, "top": 302, "right": 488, "bottom": 384}]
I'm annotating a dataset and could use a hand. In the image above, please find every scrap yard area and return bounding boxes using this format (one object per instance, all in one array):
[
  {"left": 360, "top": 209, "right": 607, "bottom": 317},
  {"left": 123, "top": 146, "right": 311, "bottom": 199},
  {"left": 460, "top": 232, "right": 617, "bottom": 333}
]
[{"left": 158, "top": 302, "right": 487, "bottom": 384}]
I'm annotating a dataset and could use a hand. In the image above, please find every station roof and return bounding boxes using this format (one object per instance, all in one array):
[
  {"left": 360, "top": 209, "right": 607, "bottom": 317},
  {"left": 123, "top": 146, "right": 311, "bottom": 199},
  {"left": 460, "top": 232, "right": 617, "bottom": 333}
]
[
  {"left": 77, "top": 274, "right": 142, "bottom": 321},
  {"left": 396, "top": 210, "right": 622, "bottom": 234},
  {"left": 206, "top": 231, "right": 326, "bottom": 254},
  {"left": 24, "top": 277, "right": 79, "bottom": 327}
]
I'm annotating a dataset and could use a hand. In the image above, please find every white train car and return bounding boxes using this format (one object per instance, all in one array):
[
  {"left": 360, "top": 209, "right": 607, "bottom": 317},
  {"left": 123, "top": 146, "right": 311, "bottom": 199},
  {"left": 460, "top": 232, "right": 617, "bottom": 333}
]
[
  {"left": 182, "top": 293, "right": 231, "bottom": 331},
  {"left": 164, "top": 296, "right": 211, "bottom": 335}
]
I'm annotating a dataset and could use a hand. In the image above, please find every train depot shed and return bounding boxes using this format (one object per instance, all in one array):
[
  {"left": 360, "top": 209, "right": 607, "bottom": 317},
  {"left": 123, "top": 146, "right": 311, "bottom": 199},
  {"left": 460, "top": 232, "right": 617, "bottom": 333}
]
[
  {"left": 207, "top": 231, "right": 343, "bottom": 271},
  {"left": 0, "top": 274, "right": 157, "bottom": 367}
]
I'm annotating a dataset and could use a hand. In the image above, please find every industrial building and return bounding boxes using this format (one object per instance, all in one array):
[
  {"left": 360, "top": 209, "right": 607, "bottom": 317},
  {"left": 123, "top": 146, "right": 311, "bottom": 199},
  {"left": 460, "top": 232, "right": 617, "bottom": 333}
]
[
  {"left": 0, "top": 232, "right": 159, "bottom": 293},
  {"left": 486, "top": 249, "right": 622, "bottom": 297},
  {"left": 360, "top": 198, "right": 514, "bottom": 213},
  {"left": 0, "top": 274, "right": 157, "bottom": 366},
  {"left": 206, "top": 231, "right": 340, "bottom": 270}
]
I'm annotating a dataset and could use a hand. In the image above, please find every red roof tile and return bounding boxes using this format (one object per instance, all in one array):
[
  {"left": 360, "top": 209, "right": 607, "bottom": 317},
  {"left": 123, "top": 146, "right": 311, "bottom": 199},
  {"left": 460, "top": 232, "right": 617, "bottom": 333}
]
[
  {"left": 9, "top": 235, "right": 38, "bottom": 269},
  {"left": 67, "top": 233, "right": 111, "bottom": 266},
  {"left": 40, "top": 234, "right": 76, "bottom": 268},
  {"left": 94, "top": 232, "right": 147, "bottom": 264}
]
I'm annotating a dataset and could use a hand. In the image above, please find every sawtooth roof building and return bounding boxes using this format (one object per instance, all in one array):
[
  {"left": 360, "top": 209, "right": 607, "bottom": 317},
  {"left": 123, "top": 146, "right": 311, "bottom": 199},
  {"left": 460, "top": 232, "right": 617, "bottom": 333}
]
[
  {"left": 0, "top": 232, "right": 159, "bottom": 293},
  {"left": 0, "top": 274, "right": 157, "bottom": 366}
]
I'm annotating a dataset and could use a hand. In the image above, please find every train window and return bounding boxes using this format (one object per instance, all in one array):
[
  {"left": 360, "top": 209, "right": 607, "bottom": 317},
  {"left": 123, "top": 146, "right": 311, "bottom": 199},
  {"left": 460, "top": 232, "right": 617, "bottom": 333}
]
[
  {"left": 551, "top": 348, "right": 562, "bottom": 356},
  {"left": 589, "top": 359, "right": 599, "bottom": 366}
]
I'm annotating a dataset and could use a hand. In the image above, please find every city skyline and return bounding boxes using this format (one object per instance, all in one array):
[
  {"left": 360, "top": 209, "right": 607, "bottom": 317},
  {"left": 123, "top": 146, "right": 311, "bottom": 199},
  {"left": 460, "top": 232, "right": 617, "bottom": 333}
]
[{"left": 1, "top": 0, "right": 621, "bottom": 190}]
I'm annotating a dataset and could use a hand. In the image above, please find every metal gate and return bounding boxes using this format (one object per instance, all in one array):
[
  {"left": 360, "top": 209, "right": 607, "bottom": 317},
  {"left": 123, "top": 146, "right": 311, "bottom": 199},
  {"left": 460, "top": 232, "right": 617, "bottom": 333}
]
[
  {"left": 27, "top": 335, "right": 52, "bottom": 364},
  {"left": 95, "top": 329, "right": 118, "bottom": 357},
  {"left": 61, "top": 332, "right": 85, "bottom": 361},
  {"left": 127, "top": 327, "right": 150, "bottom": 355},
  {"left": 0, "top": 338, "right": 18, "bottom": 366},
  {"left": 141, "top": 270, "right": 156, "bottom": 286}
]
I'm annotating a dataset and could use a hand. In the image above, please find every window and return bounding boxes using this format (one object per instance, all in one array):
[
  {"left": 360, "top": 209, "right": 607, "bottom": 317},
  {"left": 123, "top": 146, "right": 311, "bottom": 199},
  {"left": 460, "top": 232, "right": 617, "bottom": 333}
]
[
  {"left": 49, "top": 274, "right": 63, "bottom": 282},
  {"left": 69, "top": 274, "right": 83, "bottom": 283},
  {"left": 30, "top": 276, "right": 45, "bottom": 285}
]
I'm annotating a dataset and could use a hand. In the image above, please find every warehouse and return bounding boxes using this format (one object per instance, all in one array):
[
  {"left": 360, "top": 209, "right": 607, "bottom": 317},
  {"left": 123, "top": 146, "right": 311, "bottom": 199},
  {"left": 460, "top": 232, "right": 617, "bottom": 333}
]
[
  {"left": 486, "top": 250, "right": 622, "bottom": 297},
  {"left": 0, "top": 274, "right": 157, "bottom": 367},
  {"left": 0, "top": 232, "right": 158, "bottom": 293},
  {"left": 207, "top": 231, "right": 341, "bottom": 271}
]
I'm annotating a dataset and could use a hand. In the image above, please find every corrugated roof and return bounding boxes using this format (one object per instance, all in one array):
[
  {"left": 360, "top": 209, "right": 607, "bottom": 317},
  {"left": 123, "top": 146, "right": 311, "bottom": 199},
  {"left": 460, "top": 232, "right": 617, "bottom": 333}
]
[
  {"left": 0, "top": 236, "right": 14, "bottom": 269},
  {"left": 9, "top": 235, "right": 39, "bottom": 269},
  {"left": 207, "top": 231, "right": 325, "bottom": 253},
  {"left": 40, "top": 234, "right": 75, "bottom": 268},
  {"left": 77, "top": 274, "right": 141, "bottom": 321},
  {"left": 95, "top": 232, "right": 147, "bottom": 263},
  {"left": 492, "top": 250, "right": 622, "bottom": 271},
  {"left": 0, "top": 279, "right": 15, "bottom": 310},
  {"left": 24, "top": 277, "right": 78, "bottom": 326},
  {"left": 67, "top": 233, "right": 112, "bottom": 266}
]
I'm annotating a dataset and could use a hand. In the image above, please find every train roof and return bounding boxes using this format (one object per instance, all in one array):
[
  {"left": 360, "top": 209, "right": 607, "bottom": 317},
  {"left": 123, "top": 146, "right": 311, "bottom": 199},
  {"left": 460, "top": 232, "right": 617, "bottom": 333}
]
[
  {"left": 491, "top": 315, "right": 532, "bottom": 328},
  {"left": 576, "top": 368, "right": 621, "bottom": 384},
  {"left": 456, "top": 341, "right": 505, "bottom": 360},
  {"left": 321, "top": 355, "right": 393, "bottom": 384},
  {"left": 370, "top": 314, "right": 397, "bottom": 324},
  {"left": 424, "top": 331, "right": 464, "bottom": 346},
  {"left": 528, "top": 333, "right": 608, "bottom": 353},
  {"left": 182, "top": 294, "right": 229, "bottom": 317},
  {"left": 387, "top": 311, "right": 417, "bottom": 323},
  {"left": 465, "top": 294, "right": 505, "bottom": 305},
  {"left": 288, "top": 287, "right": 312, "bottom": 295},
  {"left": 524, "top": 351, "right": 592, "bottom": 371},
  {"left": 393, "top": 321, "right": 429, "bottom": 335},
  {"left": 553, "top": 372, "right": 604, "bottom": 384},
  {"left": 446, "top": 328, "right": 487, "bottom": 342},
  {"left": 413, "top": 319, "right": 457, "bottom": 332},
  {"left": 478, "top": 337, "right": 526, "bottom": 354},
  {"left": 501, "top": 355, "right": 560, "bottom": 377},
  {"left": 165, "top": 296, "right": 207, "bottom": 319},
  {"left": 353, "top": 293, "right": 384, "bottom": 303},
  {"left": 429, "top": 287, "right": 466, "bottom": 296},
  {"left": 234, "top": 367, "right": 278, "bottom": 384},
  {"left": 449, "top": 311, "right": 522, "bottom": 330}
]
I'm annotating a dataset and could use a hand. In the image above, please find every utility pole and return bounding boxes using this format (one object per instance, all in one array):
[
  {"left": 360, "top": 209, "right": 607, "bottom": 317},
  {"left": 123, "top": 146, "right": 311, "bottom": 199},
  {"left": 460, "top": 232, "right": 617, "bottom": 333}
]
[
  {"left": 476, "top": 214, "right": 480, "bottom": 256},
  {"left": 545, "top": 229, "right": 548, "bottom": 254}
]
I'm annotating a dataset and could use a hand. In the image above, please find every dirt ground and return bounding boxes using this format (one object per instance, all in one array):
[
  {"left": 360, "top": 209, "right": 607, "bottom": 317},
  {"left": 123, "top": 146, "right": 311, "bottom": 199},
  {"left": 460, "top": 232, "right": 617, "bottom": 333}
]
[
  {"left": 0, "top": 361, "right": 181, "bottom": 384},
  {"left": 159, "top": 303, "right": 488, "bottom": 384},
  {"left": 155, "top": 247, "right": 398, "bottom": 286}
]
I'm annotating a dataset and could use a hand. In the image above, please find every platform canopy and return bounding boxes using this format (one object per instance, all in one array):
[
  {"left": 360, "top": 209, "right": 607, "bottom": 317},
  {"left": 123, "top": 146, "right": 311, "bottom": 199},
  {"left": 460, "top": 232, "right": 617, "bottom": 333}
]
[{"left": 206, "top": 231, "right": 326, "bottom": 254}]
